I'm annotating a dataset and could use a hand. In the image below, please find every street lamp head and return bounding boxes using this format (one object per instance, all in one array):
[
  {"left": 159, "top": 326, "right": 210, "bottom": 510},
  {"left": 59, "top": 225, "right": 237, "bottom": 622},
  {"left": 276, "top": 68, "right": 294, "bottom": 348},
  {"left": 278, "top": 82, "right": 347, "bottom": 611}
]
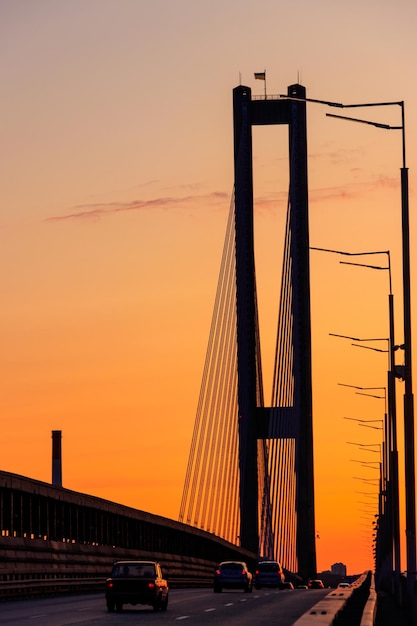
[
  {"left": 326, "top": 112, "right": 400, "bottom": 130},
  {"left": 310, "top": 247, "right": 393, "bottom": 294},
  {"left": 358, "top": 422, "right": 383, "bottom": 431},
  {"left": 356, "top": 391, "right": 385, "bottom": 400},
  {"left": 352, "top": 344, "right": 388, "bottom": 353},
  {"left": 332, "top": 335, "right": 389, "bottom": 353},
  {"left": 339, "top": 261, "right": 389, "bottom": 271},
  {"left": 344, "top": 416, "right": 384, "bottom": 427},
  {"left": 339, "top": 383, "right": 386, "bottom": 392},
  {"left": 279, "top": 94, "right": 344, "bottom": 108}
]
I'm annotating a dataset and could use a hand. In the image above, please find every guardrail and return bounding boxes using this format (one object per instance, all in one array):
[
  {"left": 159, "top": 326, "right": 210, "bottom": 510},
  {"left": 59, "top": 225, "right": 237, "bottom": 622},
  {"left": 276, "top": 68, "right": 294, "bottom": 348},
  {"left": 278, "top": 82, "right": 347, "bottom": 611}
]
[
  {"left": 0, "top": 533, "right": 218, "bottom": 602},
  {"left": 0, "top": 575, "right": 211, "bottom": 601},
  {"left": 0, "top": 577, "right": 105, "bottom": 600}
]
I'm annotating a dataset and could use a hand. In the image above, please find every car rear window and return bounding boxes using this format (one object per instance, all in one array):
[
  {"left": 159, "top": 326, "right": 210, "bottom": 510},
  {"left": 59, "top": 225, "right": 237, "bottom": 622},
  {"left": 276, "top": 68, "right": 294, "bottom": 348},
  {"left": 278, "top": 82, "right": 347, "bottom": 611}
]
[
  {"left": 112, "top": 563, "right": 155, "bottom": 578},
  {"left": 220, "top": 562, "right": 243, "bottom": 570},
  {"left": 258, "top": 562, "right": 279, "bottom": 572}
]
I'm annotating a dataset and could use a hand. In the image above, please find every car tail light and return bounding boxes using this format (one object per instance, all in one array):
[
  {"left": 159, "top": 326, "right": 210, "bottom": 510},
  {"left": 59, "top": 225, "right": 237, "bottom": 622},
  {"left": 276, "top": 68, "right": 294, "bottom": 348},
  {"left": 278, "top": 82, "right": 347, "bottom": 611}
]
[
  {"left": 107, "top": 582, "right": 113, "bottom": 588},
  {"left": 241, "top": 570, "right": 246, "bottom": 575},
  {"left": 147, "top": 582, "right": 155, "bottom": 588},
  {"left": 255, "top": 570, "right": 259, "bottom": 575},
  {"left": 215, "top": 569, "right": 221, "bottom": 575}
]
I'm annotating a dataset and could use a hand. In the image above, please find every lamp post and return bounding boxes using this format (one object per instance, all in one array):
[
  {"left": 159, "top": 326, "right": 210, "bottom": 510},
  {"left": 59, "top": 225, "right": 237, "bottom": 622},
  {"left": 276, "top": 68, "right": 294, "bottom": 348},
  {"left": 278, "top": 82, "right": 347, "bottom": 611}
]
[
  {"left": 311, "top": 246, "right": 402, "bottom": 594},
  {"left": 326, "top": 103, "right": 415, "bottom": 615},
  {"left": 353, "top": 461, "right": 382, "bottom": 469},
  {"left": 281, "top": 92, "right": 415, "bottom": 616},
  {"left": 342, "top": 386, "right": 388, "bottom": 498},
  {"left": 352, "top": 451, "right": 382, "bottom": 571},
  {"left": 346, "top": 417, "right": 385, "bottom": 439},
  {"left": 343, "top": 383, "right": 397, "bottom": 590},
  {"left": 331, "top": 333, "right": 389, "bottom": 355},
  {"left": 348, "top": 438, "right": 388, "bottom": 584}
]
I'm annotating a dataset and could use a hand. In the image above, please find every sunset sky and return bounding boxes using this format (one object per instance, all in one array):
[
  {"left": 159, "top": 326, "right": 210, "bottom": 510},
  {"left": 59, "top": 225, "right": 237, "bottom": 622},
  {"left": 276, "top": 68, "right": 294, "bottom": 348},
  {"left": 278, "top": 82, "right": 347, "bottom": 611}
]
[{"left": 2, "top": 0, "right": 417, "bottom": 575}]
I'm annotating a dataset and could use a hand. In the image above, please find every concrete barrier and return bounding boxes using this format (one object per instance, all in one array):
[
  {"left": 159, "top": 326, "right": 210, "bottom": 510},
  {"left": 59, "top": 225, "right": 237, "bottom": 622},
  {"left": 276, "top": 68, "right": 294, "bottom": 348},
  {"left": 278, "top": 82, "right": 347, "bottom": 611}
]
[
  {"left": 359, "top": 579, "right": 377, "bottom": 626},
  {"left": 293, "top": 572, "right": 372, "bottom": 626},
  {"left": 292, "top": 589, "right": 354, "bottom": 626}
]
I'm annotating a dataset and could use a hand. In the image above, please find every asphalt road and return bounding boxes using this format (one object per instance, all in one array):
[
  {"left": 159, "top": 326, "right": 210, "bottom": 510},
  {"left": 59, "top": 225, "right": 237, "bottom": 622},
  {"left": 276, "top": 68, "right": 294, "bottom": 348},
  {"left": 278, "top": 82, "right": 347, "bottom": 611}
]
[{"left": 0, "top": 587, "right": 331, "bottom": 625}]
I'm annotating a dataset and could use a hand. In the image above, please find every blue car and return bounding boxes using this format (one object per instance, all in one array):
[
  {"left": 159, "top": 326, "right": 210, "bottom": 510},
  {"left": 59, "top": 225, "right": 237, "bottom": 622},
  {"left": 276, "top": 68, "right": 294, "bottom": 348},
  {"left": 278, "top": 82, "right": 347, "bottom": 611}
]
[
  {"left": 214, "top": 561, "right": 253, "bottom": 593},
  {"left": 255, "top": 560, "right": 285, "bottom": 589}
]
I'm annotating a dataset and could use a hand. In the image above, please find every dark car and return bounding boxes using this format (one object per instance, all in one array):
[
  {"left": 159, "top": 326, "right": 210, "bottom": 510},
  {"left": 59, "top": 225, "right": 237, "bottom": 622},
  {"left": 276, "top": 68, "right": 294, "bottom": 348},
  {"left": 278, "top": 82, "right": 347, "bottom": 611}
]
[
  {"left": 105, "top": 560, "right": 168, "bottom": 612},
  {"left": 308, "top": 578, "right": 325, "bottom": 589},
  {"left": 254, "top": 560, "right": 285, "bottom": 589},
  {"left": 214, "top": 560, "right": 252, "bottom": 593}
]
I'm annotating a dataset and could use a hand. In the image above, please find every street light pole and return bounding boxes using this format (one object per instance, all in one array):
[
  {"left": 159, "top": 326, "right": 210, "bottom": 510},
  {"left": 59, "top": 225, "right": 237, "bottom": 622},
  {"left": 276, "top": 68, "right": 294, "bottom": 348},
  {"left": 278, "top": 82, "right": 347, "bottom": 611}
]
[
  {"left": 318, "top": 247, "right": 402, "bottom": 595},
  {"left": 399, "top": 107, "right": 417, "bottom": 607},
  {"left": 281, "top": 92, "right": 416, "bottom": 617},
  {"left": 327, "top": 103, "right": 416, "bottom": 614},
  {"left": 343, "top": 384, "right": 394, "bottom": 588}
]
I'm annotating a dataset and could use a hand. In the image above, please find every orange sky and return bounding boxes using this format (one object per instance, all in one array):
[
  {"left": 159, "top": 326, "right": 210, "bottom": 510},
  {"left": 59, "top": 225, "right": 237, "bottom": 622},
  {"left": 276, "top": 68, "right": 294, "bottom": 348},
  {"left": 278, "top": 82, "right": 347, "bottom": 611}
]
[{"left": 2, "top": 0, "right": 417, "bottom": 575}]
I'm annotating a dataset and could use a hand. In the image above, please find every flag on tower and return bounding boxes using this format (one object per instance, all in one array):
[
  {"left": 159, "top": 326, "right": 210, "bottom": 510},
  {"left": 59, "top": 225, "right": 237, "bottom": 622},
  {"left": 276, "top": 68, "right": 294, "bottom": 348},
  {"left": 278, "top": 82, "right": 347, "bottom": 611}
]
[{"left": 254, "top": 72, "right": 266, "bottom": 80}]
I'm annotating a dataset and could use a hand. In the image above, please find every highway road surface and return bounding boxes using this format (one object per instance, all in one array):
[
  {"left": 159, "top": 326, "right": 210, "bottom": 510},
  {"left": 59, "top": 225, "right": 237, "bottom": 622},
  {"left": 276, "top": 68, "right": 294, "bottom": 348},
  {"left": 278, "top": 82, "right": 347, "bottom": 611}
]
[{"left": 0, "top": 587, "right": 331, "bottom": 625}]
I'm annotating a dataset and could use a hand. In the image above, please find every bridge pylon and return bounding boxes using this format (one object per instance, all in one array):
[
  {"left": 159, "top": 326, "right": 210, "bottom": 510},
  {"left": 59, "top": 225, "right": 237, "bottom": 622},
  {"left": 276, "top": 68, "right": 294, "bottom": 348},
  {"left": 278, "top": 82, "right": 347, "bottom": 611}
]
[{"left": 233, "top": 83, "right": 316, "bottom": 580}]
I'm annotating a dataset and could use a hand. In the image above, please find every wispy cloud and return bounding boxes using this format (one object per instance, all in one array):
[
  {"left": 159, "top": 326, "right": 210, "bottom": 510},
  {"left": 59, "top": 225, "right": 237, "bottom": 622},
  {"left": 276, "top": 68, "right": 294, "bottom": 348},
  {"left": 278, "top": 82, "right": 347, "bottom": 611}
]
[
  {"left": 310, "top": 174, "right": 398, "bottom": 203},
  {"left": 46, "top": 191, "right": 229, "bottom": 222},
  {"left": 47, "top": 173, "right": 399, "bottom": 223},
  {"left": 253, "top": 173, "right": 399, "bottom": 211}
]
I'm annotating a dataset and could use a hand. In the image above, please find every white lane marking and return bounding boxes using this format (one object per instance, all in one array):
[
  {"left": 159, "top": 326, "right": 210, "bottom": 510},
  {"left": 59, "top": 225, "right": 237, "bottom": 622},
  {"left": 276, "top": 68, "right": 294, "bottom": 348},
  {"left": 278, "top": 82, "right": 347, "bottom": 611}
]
[
  {"left": 205, "top": 608, "right": 216, "bottom": 612},
  {"left": 225, "top": 602, "right": 234, "bottom": 606},
  {"left": 176, "top": 617, "right": 190, "bottom": 620},
  {"left": 240, "top": 598, "right": 248, "bottom": 602},
  {"left": 29, "top": 616, "right": 48, "bottom": 620}
]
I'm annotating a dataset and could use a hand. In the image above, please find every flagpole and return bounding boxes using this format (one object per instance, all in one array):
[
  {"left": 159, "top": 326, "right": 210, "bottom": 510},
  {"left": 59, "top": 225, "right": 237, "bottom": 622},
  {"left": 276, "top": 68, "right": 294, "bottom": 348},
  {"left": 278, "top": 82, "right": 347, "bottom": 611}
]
[{"left": 264, "top": 69, "right": 266, "bottom": 99}]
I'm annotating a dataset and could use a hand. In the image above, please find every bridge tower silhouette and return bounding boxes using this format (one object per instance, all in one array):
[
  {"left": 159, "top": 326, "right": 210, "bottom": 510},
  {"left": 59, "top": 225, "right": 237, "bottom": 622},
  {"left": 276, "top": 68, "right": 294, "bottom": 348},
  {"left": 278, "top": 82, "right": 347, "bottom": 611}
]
[{"left": 180, "top": 83, "right": 316, "bottom": 581}]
